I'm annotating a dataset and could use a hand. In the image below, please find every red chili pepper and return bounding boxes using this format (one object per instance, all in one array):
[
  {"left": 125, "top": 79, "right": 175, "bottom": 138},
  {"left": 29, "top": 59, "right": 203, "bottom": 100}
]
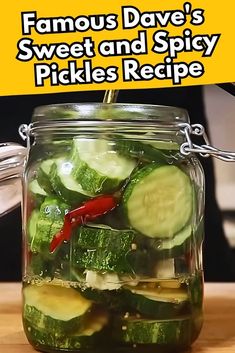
[{"left": 49, "top": 194, "right": 117, "bottom": 253}]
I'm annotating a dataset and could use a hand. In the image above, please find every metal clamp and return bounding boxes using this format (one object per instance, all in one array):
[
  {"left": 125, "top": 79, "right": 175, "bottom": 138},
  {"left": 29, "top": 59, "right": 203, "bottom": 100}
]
[
  {"left": 179, "top": 123, "right": 235, "bottom": 162},
  {"left": 18, "top": 124, "right": 32, "bottom": 149}
]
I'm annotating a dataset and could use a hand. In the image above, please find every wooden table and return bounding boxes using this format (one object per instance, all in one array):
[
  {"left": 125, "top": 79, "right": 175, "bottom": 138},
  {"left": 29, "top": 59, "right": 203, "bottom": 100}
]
[{"left": 0, "top": 283, "right": 235, "bottom": 353}]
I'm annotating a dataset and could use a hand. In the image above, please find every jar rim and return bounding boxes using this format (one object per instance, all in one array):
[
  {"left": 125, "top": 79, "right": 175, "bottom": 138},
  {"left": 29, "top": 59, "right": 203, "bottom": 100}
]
[{"left": 32, "top": 102, "right": 189, "bottom": 125}]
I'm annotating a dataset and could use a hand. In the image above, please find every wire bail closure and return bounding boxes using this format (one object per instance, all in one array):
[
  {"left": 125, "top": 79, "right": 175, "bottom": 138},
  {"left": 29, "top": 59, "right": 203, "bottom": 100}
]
[
  {"left": 179, "top": 123, "right": 235, "bottom": 162},
  {"left": 18, "top": 122, "right": 235, "bottom": 162},
  {"left": 18, "top": 124, "right": 32, "bottom": 150}
]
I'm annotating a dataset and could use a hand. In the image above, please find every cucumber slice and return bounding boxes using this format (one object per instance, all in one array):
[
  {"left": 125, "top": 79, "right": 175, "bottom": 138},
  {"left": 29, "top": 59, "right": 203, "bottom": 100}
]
[
  {"left": 38, "top": 196, "right": 69, "bottom": 222},
  {"left": 123, "top": 164, "right": 193, "bottom": 238},
  {"left": 115, "top": 140, "right": 167, "bottom": 163},
  {"left": 150, "top": 225, "right": 192, "bottom": 259},
  {"left": 115, "top": 139, "right": 182, "bottom": 165},
  {"left": 125, "top": 283, "right": 188, "bottom": 303},
  {"left": 159, "top": 279, "right": 181, "bottom": 289},
  {"left": 29, "top": 180, "right": 47, "bottom": 197},
  {"left": 71, "top": 138, "right": 136, "bottom": 194},
  {"left": 142, "top": 133, "right": 180, "bottom": 152},
  {"left": 31, "top": 219, "right": 63, "bottom": 254},
  {"left": 148, "top": 221, "right": 203, "bottom": 260},
  {"left": 27, "top": 210, "right": 40, "bottom": 245},
  {"left": 30, "top": 197, "right": 69, "bottom": 254},
  {"left": 52, "top": 139, "right": 72, "bottom": 147},
  {"left": 81, "top": 288, "right": 125, "bottom": 311},
  {"left": 146, "top": 138, "right": 183, "bottom": 162},
  {"left": 72, "top": 225, "right": 136, "bottom": 274},
  {"left": 146, "top": 140, "right": 180, "bottom": 151},
  {"left": 23, "top": 283, "right": 92, "bottom": 334},
  {"left": 29, "top": 253, "right": 54, "bottom": 278},
  {"left": 113, "top": 316, "right": 192, "bottom": 346},
  {"left": 29, "top": 180, "right": 47, "bottom": 206},
  {"left": 76, "top": 305, "right": 110, "bottom": 336},
  {"left": 75, "top": 224, "right": 135, "bottom": 251},
  {"left": 189, "top": 272, "right": 204, "bottom": 341},
  {"left": 24, "top": 320, "right": 87, "bottom": 350},
  {"left": 190, "top": 272, "right": 203, "bottom": 309},
  {"left": 123, "top": 292, "right": 190, "bottom": 320},
  {"left": 123, "top": 282, "right": 189, "bottom": 319},
  {"left": 24, "top": 306, "right": 110, "bottom": 350},
  {"left": 37, "top": 159, "right": 54, "bottom": 194},
  {"left": 50, "top": 158, "right": 95, "bottom": 205},
  {"left": 29, "top": 241, "right": 76, "bottom": 280}
]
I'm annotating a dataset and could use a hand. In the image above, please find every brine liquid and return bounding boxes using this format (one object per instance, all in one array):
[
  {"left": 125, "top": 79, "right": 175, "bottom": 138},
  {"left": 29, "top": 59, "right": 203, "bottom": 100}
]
[{"left": 22, "top": 271, "right": 203, "bottom": 353}]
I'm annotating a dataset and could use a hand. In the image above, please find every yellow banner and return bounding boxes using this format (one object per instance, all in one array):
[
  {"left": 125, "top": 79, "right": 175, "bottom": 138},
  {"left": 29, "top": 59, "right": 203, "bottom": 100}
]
[{"left": 0, "top": 0, "right": 234, "bottom": 96}]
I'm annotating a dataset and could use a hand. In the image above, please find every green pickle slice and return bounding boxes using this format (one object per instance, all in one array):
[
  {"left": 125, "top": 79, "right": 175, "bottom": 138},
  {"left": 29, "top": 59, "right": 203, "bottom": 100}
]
[
  {"left": 23, "top": 283, "right": 92, "bottom": 333},
  {"left": 72, "top": 225, "right": 136, "bottom": 274},
  {"left": 29, "top": 196, "right": 69, "bottom": 254},
  {"left": 49, "top": 158, "right": 95, "bottom": 205},
  {"left": 115, "top": 140, "right": 167, "bottom": 162},
  {"left": 23, "top": 284, "right": 110, "bottom": 350},
  {"left": 123, "top": 282, "right": 190, "bottom": 319},
  {"left": 37, "top": 159, "right": 55, "bottom": 194},
  {"left": 123, "top": 164, "right": 193, "bottom": 238},
  {"left": 71, "top": 138, "right": 136, "bottom": 194},
  {"left": 113, "top": 316, "right": 192, "bottom": 346}
]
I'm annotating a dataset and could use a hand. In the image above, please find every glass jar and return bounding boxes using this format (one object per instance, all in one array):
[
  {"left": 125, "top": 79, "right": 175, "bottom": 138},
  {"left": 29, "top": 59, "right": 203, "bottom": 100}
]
[{"left": 21, "top": 103, "right": 204, "bottom": 353}]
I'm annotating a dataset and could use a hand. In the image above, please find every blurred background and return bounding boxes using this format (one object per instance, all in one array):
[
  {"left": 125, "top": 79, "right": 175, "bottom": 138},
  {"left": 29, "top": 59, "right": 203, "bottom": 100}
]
[{"left": 204, "top": 85, "right": 235, "bottom": 249}]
